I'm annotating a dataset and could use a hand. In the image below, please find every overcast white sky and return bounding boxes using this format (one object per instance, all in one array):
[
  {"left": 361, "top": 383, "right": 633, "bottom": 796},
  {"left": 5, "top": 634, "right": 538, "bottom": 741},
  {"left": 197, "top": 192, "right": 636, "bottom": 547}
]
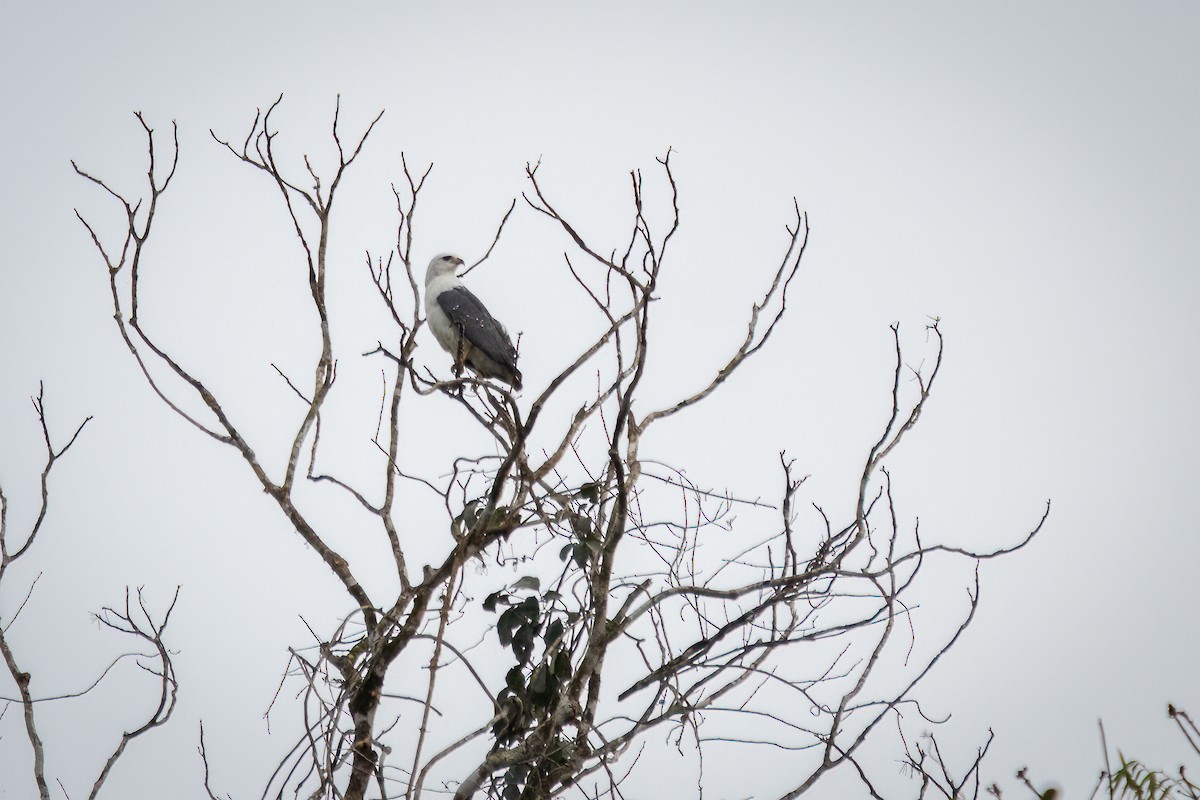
[{"left": 2, "top": 2, "right": 1198, "bottom": 798}]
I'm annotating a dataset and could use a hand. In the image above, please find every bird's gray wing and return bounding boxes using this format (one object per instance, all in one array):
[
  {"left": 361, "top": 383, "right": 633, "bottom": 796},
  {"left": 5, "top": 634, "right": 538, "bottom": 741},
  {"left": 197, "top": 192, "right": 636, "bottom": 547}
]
[{"left": 436, "top": 286, "right": 518, "bottom": 370}]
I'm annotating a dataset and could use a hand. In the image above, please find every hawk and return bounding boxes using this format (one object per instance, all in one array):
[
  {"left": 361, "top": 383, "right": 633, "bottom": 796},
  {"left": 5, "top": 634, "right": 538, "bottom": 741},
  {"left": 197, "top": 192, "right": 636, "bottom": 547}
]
[{"left": 424, "top": 254, "right": 523, "bottom": 390}]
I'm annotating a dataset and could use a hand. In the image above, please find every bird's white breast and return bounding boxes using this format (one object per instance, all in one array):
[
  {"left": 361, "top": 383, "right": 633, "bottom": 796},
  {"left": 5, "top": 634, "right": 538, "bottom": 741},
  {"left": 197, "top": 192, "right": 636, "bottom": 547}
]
[{"left": 425, "top": 274, "right": 462, "bottom": 354}]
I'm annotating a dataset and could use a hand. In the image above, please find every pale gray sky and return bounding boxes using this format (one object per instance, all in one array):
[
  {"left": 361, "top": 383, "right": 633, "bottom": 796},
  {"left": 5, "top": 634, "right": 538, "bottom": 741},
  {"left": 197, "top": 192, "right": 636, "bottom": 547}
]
[{"left": 2, "top": 2, "right": 1198, "bottom": 797}]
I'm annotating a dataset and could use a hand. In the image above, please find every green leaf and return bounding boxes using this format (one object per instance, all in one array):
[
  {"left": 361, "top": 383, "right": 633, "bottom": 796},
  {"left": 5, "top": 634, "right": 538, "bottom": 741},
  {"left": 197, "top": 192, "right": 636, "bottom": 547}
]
[
  {"left": 570, "top": 513, "right": 593, "bottom": 538},
  {"left": 483, "top": 591, "right": 507, "bottom": 613},
  {"left": 530, "top": 664, "right": 549, "bottom": 694},
  {"left": 518, "top": 596, "right": 541, "bottom": 625},
  {"left": 554, "top": 649, "right": 572, "bottom": 679},
  {"left": 514, "top": 627, "right": 535, "bottom": 664},
  {"left": 512, "top": 576, "right": 541, "bottom": 592},
  {"left": 459, "top": 501, "right": 482, "bottom": 526},
  {"left": 487, "top": 504, "right": 511, "bottom": 530},
  {"left": 454, "top": 501, "right": 483, "bottom": 539},
  {"left": 544, "top": 618, "right": 564, "bottom": 646},
  {"left": 498, "top": 607, "right": 521, "bottom": 646}
]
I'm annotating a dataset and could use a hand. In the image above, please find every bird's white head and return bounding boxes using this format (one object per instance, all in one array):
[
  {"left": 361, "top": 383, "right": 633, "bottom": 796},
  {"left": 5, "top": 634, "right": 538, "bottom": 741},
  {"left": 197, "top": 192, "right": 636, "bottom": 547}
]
[{"left": 426, "top": 253, "right": 464, "bottom": 285}]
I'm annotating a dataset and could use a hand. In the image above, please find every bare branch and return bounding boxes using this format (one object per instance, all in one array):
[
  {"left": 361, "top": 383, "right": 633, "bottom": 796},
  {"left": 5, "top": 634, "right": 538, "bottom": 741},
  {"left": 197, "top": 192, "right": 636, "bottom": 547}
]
[
  {"left": 641, "top": 206, "right": 807, "bottom": 430},
  {"left": 461, "top": 197, "right": 518, "bottom": 276},
  {"left": 89, "top": 587, "right": 180, "bottom": 800},
  {"left": 7, "top": 384, "right": 93, "bottom": 561}
]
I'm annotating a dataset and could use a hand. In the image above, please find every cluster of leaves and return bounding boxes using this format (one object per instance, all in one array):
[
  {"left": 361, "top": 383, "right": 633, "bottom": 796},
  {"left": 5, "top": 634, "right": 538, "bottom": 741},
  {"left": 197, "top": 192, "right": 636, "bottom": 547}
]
[
  {"left": 481, "top": 576, "right": 579, "bottom": 800},
  {"left": 470, "top": 484, "right": 606, "bottom": 798},
  {"left": 454, "top": 500, "right": 516, "bottom": 542},
  {"left": 1090, "top": 707, "right": 1199, "bottom": 800},
  {"left": 1001, "top": 708, "right": 1200, "bottom": 800},
  {"left": 493, "top": 739, "right": 577, "bottom": 800},
  {"left": 1107, "top": 755, "right": 1198, "bottom": 800},
  {"left": 1111, "top": 758, "right": 1172, "bottom": 800},
  {"left": 483, "top": 581, "right": 574, "bottom": 746},
  {"left": 551, "top": 484, "right": 602, "bottom": 570}
]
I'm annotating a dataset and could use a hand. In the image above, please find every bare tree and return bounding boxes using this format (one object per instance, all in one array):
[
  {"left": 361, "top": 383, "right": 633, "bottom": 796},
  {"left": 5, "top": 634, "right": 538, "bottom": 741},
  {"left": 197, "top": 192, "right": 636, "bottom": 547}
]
[
  {"left": 0, "top": 385, "right": 178, "bottom": 800},
  {"left": 69, "top": 97, "right": 1048, "bottom": 800}
]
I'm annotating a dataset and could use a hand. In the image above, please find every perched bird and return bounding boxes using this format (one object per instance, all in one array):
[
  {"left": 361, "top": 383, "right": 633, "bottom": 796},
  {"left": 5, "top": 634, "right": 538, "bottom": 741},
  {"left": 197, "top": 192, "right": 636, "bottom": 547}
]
[{"left": 424, "top": 254, "right": 523, "bottom": 390}]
